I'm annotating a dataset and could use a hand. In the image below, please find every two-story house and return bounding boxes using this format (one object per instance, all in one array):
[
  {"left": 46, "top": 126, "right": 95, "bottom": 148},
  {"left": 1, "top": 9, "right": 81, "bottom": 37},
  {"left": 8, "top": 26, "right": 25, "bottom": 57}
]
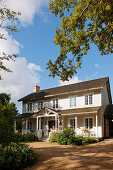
[{"left": 15, "top": 77, "right": 113, "bottom": 139}]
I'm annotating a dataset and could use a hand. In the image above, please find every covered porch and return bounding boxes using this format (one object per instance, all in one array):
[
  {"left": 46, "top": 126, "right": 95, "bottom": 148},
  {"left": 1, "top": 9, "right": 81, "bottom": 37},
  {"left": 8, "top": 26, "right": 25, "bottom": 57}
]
[
  {"left": 14, "top": 106, "right": 101, "bottom": 139},
  {"left": 14, "top": 108, "right": 63, "bottom": 139}
]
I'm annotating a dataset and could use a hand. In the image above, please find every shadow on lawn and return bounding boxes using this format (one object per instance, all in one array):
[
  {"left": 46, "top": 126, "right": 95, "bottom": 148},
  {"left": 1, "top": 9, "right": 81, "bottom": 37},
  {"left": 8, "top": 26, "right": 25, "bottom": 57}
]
[{"left": 25, "top": 140, "right": 113, "bottom": 170}]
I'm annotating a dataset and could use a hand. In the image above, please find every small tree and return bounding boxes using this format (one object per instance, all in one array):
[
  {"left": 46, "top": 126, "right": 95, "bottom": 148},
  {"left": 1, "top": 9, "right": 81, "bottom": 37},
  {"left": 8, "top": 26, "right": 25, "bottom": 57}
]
[{"left": 0, "top": 93, "right": 18, "bottom": 144}]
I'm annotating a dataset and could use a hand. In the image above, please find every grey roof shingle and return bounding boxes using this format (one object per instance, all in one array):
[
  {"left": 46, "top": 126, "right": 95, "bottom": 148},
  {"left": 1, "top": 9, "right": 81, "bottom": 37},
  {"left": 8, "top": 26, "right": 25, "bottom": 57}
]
[{"left": 18, "top": 77, "right": 109, "bottom": 102}]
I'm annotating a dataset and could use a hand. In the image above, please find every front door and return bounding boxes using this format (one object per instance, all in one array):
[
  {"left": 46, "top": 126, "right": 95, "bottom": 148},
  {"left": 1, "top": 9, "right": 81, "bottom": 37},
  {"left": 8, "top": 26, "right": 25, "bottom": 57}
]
[
  {"left": 109, "top": 119, "right": 113, "bottom": 136},
  {"left": 48, "top": 120, "right": 55, "bottom": 132}
]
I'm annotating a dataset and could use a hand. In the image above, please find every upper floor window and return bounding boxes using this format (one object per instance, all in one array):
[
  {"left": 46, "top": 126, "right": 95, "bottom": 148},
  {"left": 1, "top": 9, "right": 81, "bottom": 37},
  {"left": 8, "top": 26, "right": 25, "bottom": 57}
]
[
  {"left": 70, "top": 96, "right": 76, "bottom": 107},
  {"left": 85, "top": 94, "right": 93, "bottom": 105},
  {"left": 27, "top": 103, "right": 32, "bottom": 111},
  {"left": 85, "top": 118, "right": 93, "bottom": 129},
  {"left": 38, "top": 101, "right": 43, "bottom": 110},
  {"left": 53, "top": 99, "right": 58, "bottom": 109}
]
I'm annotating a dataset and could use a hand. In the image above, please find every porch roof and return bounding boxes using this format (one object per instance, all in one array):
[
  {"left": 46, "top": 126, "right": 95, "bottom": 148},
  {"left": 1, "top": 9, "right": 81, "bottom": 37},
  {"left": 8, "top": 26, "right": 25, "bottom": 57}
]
[
  {"left": 14, "top": 113, "right": 35, "bottom": 119},
  {"left": 57, "top": 106, "right": 101, "bottom": 115}
]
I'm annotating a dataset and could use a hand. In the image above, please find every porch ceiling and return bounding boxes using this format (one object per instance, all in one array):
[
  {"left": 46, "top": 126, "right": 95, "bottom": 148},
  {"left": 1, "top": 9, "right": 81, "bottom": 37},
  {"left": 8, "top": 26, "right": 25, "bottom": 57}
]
[{"left": 57, "top": 106, "right": 101, "bottom": 115}]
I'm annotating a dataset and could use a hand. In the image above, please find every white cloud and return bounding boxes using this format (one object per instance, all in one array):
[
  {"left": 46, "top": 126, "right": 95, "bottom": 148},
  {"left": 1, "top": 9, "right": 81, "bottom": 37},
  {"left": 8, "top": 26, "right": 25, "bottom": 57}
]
[
  {"left": 0, "top": 28, "right": 21, "bottom": 55},
  {"left": 0, "top": 57, "right": 42, "bottom": 112},
  {"left": 94, "top": 64, "right": 99, "bottom": 68},
  {"left": 59, "top": 76, "right": 82, "bottom": 86},
  {"left": 0, "top": 0, "right": 49, "bottom": 112},
  {"left": 6, "top": 0, "right": 49, "bottom": 25},
  {"left": 0, "top": 28, "right": 42, "bottom": 113}
]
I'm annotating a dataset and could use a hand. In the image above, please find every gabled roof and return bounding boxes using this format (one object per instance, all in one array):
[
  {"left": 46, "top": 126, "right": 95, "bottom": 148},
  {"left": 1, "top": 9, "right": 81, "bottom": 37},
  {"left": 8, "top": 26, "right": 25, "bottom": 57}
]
[{"left": 18, "top": 77, "right": 110, "bottom": 102}]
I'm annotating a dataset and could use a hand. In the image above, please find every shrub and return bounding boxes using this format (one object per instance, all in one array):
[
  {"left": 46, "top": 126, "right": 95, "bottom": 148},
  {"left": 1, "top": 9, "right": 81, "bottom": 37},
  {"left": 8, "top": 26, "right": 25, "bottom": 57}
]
[
  {"left": 49, "top": 133, "right": 59, "bottom": 143},
  {"left": 0, "top": 143, "right": 36, "bottom": 170},
  {"left": 67, "top": 136, "right": 83, "bottom": 145},
  {"left": 57, "top": 128, "right": 75, "bottom": 145},
  {"left": 12, "top": 133, "right": 38, "bottom": 142},
  {"left": 83, "top": 137, "right": 98, "bottom": 144}
]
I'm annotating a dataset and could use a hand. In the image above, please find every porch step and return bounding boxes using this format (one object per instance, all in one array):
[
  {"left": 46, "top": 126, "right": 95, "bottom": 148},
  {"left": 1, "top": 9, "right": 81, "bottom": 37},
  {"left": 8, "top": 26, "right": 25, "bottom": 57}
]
[{"left": 39, "top": 137, "right": 49, "bottom": 142}]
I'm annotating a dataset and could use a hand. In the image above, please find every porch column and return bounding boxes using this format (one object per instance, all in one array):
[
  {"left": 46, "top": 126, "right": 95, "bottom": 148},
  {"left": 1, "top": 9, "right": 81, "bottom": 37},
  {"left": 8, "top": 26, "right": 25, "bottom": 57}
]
[
  {"left": 55, "top": 115, "right": 57, "bottom": 130},
  {"left": 36, "top": 117, "right": 39, "bottom": 135},
  {"left": 14, "top": 119, "right": 16, "bottom": 133},
  {"left": 39, "top": 117, "right": 41, "bottom": 130},
  {"left": 62, "top": 116, "right": 63, "bottom": 131},
  {"left": 96, "top": 114, "right": 98, "bottom": 138},
  {"left": 75, "top": 116, "right": 77, "bottom": 129},
  {"left": 58, "top": 115, "right": 59, "bottom": 131},
  {"left": 26, "top": 119, "right": 28, "bottom": 134}
]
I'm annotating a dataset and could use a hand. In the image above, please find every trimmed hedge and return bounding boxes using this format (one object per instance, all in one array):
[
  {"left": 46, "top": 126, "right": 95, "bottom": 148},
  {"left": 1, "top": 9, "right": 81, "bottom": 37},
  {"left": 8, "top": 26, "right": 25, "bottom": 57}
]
[{"left": 0, "top": 143, "right": 36, "bottom": 170}]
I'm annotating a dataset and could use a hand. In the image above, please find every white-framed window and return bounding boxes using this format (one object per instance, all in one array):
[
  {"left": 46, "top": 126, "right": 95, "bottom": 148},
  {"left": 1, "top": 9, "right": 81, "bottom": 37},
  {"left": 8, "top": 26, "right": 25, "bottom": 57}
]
[
  {"left": 28, "top": 121, "right": 32, "bottom": 131},
  {"left": 70, "top": 119, "right": 75, "bottom": 128},
  {"left": 38, "top": 101, "right": 43, "bottom": 110},
  {"left": 70, "top": 96, "right": 76, "bottom": 107},
  {"left": 27, "top": 103, "right": 33, "bottom": 111},
  {"left": 85, "top": 94, "right": 93, "bottom": 105},
  {"left": 85, "top": 118, "right": 93, "bottom": 129},
  {"left": 53, "top": 99, "right": 58, "bottom": 109}
]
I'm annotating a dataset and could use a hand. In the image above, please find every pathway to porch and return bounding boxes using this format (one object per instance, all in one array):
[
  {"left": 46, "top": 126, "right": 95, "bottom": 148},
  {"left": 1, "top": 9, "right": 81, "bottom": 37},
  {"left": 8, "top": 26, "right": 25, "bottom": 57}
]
[{"left": 25, "top": 139, "right": 113, "bottom": 170}]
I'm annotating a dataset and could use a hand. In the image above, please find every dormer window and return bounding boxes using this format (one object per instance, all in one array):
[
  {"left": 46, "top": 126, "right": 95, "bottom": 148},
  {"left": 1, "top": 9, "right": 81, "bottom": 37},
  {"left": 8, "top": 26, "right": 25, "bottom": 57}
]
[
  {"left": 85, "top": 94, "right": 93, "bottom": 105},
  {"left": 27, "top": 103, "right": 32, "bottom": 111},
  {"left": 53, "top": 99, "right": 58, "bottom": 109},
  {"left": 70, "top": 96, "right": 76, "bottom": 107},
  {"left": 38, "top": 101, "right": 43, "bottom": 110}
]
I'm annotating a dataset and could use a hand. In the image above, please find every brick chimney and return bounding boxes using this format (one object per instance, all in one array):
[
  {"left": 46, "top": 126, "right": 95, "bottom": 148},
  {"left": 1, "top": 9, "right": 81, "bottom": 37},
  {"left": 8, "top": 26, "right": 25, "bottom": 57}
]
[{"left": 33, "top": 85, "right": 40, "bottom": 92}]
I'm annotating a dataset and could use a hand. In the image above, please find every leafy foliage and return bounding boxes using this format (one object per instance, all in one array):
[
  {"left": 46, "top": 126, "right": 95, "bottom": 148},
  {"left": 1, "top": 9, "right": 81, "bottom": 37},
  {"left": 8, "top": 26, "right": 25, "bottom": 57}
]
[
  {"left": 0, "top": 93, "right": 18, "bottom": 144},
  {"left": 57, "top": 128, "right": 76, "bottom": 145},
  {"left": 12, "top": 133, "right": 39, "bottom": 142},
  {"left": 0, "top": 143, "right": 36, "bottom": 170},
  {"left": 0, "top": 0, "right": 21, "bottom": 79},
  {"left": 83, "top": 137, "right": 98, "bottom": 144},
  {"left": 49, "top": 132, "right": 60, "bottom": 143},
  {"left": 47, "top": 0, "right": 113, "bottom": 80},
  {"left": 50, "top": 128, "right": 98, "bottom": 145}
]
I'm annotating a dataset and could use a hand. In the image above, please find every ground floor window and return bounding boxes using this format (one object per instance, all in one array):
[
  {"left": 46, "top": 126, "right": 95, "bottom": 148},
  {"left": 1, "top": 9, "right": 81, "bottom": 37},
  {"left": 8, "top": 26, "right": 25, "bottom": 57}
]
[
  {"left": 85, "top": 118, "right": 93, "bottom": 129},
  {"left": 28, "top": 121, "right": 32, "bottom": 131},
  {"left": 70, "top": 119, "right": 75, "bottom": 128}
]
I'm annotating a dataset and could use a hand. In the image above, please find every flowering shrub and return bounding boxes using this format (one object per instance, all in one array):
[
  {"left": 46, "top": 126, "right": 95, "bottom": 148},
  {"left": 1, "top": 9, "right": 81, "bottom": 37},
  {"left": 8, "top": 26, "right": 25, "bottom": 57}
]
[
  {"left": 12, "top": 133, "right": 38, "bottom": 142},
  {"left": 0, "top": 143, "right": 36, "bottom": 170}
]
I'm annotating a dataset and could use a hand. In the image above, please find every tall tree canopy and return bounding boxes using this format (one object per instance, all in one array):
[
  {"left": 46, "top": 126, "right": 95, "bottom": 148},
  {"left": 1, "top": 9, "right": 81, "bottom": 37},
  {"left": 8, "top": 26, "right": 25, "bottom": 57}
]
[
  {"left": 47, "top": 0, "right": 113, "bottom": 81},
  {"left": 0, "top": 93, "right": 18, "bottom": 144},
  {"left": 0, "top": 0, "right": 20, "bottom": 79}
]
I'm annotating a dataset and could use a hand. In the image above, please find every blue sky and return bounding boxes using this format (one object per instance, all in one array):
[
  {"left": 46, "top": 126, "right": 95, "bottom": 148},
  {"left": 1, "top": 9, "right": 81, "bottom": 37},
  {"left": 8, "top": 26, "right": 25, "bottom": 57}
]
[{"left": 0, "top": 0, "right": 113, "bottom": 113}]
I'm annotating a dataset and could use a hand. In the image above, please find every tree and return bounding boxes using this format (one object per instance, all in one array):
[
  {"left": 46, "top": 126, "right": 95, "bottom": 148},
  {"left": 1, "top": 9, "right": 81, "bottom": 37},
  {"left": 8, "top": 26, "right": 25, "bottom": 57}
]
[
  {"left": 47, "top": 0, "right": 113, "bottom": 81},
  {"left": 0, "top": 93, "right": 18, "bottom": 144},
  {"left": 0, "top": 0, "right": 21, "bottom": 79}
]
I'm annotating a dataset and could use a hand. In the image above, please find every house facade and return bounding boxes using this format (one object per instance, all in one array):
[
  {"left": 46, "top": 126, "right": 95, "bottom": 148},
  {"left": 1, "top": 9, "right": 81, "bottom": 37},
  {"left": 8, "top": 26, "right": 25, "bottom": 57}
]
[{"left": 15, "top": 77, "right": 113, "bottom": 139}]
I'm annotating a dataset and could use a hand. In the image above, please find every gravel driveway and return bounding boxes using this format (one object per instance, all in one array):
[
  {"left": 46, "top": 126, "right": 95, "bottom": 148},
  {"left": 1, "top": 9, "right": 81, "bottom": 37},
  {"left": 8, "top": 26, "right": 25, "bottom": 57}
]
[{"left": 25, "top": 139, "right": 113, "bottom": 170}]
